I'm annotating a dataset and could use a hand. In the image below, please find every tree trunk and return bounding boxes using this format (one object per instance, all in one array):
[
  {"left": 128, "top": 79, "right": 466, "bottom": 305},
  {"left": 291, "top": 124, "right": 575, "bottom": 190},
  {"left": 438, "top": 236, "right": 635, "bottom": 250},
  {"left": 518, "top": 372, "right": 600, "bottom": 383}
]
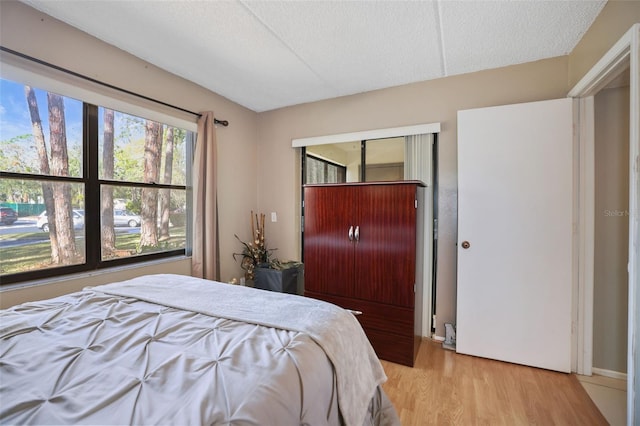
[
  {"left": 101, "top": 108, "right": 116, "bottom": 256},
  {"left": 159, "top": 127, "right": 174, "bottom": 241},
  {"left": 48, "top": 92, "right": 78, "bottom": 264},
  {"left": 25, "top": 86, "right": 60, "bottom": 264},
  {"left": 139, "top": 120, "right": 162, "bottom": 248}
]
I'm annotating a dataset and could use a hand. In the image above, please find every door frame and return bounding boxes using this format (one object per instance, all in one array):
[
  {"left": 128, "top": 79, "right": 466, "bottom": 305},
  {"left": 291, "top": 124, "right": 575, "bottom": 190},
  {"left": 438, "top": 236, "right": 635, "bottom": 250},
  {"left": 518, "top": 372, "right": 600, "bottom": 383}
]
[{"left": 568, "top": 23, "right": 639, "bottom": 425}]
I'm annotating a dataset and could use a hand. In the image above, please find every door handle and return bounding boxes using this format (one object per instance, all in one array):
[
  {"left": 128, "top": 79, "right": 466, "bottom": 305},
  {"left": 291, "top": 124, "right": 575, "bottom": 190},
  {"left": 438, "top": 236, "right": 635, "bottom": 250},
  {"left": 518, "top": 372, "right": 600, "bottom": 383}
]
[
  {"left": 354, "top": 226, "right": 360, "bottom": 242},
  {"left": 348, "top": 226, "right": 354, "bottom": 241}
]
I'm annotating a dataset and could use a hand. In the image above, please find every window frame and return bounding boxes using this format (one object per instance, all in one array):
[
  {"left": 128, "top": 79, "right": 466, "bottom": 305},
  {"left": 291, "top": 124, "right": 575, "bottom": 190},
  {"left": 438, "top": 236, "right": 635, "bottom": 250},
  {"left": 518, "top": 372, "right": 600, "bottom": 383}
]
[{"left": 0, "top": 85, "right": 194, "bottom": 285}]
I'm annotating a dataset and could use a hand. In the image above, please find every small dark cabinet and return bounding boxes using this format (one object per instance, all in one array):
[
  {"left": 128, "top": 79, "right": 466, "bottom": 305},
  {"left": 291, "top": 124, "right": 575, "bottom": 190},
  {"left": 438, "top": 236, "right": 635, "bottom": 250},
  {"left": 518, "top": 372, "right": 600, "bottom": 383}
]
[{"left": 254, "top": 264, "right": 304, "bottom": 295}]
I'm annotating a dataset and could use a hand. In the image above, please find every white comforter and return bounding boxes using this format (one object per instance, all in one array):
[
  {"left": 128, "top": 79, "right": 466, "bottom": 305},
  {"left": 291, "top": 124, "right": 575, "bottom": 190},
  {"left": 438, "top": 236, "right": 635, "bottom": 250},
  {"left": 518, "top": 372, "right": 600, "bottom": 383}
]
[{"left": 0, "top": 274, "right": 397, "bottom": 426}]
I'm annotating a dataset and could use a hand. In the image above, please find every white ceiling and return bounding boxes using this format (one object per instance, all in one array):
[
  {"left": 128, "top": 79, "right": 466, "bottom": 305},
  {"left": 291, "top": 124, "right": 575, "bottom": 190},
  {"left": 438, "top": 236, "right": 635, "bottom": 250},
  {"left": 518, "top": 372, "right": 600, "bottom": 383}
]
[{"left": 22, "top": 0, "right": 606, "bottom": 113}]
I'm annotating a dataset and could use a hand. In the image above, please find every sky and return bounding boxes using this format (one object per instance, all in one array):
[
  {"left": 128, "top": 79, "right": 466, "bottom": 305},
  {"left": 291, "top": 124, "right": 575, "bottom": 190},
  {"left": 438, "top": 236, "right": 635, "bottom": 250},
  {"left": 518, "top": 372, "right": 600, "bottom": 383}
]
[{"left": 0, "top": 78, "right": 83, "bottom": 144}]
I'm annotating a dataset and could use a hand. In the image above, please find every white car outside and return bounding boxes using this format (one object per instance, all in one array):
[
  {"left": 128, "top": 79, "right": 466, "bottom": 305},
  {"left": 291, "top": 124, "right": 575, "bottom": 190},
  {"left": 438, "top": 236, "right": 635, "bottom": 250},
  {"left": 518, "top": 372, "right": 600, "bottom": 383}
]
[
  {"left": 37, "top": 209, "right": 84, "bottom": 232},
  {"left": 113, "top": 210, "right": 141, "bottom": 227}
]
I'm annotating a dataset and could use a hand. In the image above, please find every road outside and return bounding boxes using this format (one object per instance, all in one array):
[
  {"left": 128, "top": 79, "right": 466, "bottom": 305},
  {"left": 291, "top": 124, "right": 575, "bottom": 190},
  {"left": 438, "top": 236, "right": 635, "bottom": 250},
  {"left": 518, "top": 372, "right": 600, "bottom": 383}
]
[{"left": 0, "top": 217, "right": 140, "bottom": 248}]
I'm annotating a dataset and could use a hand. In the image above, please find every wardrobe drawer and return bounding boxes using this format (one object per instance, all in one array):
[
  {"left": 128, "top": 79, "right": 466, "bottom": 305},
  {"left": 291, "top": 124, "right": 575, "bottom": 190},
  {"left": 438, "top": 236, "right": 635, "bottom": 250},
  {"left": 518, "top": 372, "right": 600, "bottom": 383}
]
[
  {"left": 364, "top": 328, "right": 416, "bottom": 367},
  {"left": 305, "top": 291, "right": 413, "bottom": 337}
]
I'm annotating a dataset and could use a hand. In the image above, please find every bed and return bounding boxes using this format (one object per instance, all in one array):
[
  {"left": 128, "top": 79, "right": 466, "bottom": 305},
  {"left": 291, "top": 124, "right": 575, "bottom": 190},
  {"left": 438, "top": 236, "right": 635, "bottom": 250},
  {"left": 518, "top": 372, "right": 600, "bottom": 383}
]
[{"left": 0, "top": 274, "right": 399, "bottom": 425}]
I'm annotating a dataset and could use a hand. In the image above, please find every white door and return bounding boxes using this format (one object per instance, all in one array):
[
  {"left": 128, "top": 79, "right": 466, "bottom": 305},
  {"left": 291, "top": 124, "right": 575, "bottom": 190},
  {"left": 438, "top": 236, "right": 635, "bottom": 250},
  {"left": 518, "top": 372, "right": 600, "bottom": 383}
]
[{"left": 456, "top": 98, "right": 574, "bottom": 373}]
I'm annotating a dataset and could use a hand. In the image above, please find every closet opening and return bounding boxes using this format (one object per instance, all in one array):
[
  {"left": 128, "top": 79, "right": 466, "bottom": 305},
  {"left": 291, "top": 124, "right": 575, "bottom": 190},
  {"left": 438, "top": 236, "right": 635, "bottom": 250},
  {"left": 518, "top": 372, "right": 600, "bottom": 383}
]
[
  {"left": 303, "top": 137, "right": 405, "bottom": 185},
  {"left": 294, "top": 123, "right": 441, "bottom": 339}
]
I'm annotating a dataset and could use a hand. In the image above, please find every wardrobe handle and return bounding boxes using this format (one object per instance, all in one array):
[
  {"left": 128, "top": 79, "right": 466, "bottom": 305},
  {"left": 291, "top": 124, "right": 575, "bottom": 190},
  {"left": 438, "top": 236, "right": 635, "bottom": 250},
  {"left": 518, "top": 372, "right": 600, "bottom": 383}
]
[
  {"left": 354, "top": 226, "right": 360, "bottom": 242},
  {"left": 348, "top": 226, "right": 354, "bottom": 241}
]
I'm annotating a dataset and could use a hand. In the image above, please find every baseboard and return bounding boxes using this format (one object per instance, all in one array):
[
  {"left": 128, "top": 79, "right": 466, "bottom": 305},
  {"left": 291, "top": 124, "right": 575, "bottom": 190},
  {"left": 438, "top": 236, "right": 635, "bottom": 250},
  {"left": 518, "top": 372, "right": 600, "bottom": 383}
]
[{"left": 592, "top": 367, "right": 627, "bottom": 381}]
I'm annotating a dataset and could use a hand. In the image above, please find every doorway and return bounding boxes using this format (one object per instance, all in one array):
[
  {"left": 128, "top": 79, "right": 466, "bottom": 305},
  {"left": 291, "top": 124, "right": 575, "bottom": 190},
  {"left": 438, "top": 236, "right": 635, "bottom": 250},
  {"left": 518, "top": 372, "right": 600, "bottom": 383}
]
[
  {"left": 569, "top": 23, "right": 639, "bottom": 425},
  {"left": 594, "top": 72, "right": 629, "bottom": 378},
  {"left": 580, "top": 67, "right": 630, "bottom": 425}
]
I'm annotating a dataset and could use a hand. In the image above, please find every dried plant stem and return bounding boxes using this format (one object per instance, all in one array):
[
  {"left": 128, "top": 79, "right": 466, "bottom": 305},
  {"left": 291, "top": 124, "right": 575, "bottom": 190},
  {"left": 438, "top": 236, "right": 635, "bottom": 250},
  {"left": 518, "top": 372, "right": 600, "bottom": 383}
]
[{"left": 251, "top": 210, "right": 255, "bottom": 243}]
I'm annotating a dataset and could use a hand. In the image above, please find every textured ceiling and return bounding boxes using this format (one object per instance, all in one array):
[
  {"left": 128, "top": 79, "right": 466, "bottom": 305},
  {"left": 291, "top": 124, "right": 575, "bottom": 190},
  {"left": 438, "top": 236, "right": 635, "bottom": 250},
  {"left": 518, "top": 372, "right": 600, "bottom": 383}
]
[{"left": 22, "top": 0, "right": 606, "bottom": 112}]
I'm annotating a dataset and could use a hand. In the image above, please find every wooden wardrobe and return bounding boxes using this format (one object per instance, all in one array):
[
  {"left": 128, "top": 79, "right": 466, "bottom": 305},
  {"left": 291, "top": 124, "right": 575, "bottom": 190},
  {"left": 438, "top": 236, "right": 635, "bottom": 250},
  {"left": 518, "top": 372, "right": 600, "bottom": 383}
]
[{"left": 303, "top": 181, "right": 425, "bottom": 366}]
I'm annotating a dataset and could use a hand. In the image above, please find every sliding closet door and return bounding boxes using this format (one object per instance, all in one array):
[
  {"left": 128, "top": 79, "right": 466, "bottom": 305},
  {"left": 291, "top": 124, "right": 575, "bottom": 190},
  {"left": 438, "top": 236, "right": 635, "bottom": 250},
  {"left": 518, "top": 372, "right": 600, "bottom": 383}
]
[{"left": 457, "top": 98, "right": 574, "bottom": 373}]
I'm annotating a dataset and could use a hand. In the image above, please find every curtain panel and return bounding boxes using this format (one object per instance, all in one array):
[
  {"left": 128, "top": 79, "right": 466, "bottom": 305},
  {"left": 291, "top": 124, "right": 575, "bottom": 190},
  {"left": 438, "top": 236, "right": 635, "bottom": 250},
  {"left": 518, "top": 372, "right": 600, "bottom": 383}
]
[
  {"left": 404, "top": 133, "right": 433, "bottom": 184},
  {"left": 192, "top": 112, "right": 219, "bottom": 280}
]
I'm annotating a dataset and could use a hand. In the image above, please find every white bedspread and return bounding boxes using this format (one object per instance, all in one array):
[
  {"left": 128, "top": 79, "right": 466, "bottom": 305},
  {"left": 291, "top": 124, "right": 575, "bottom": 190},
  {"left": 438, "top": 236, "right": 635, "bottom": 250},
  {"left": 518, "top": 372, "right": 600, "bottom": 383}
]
[
  {"left": 2, "top": 286, "right": 341, "bottom": 424},
  {"left": 91, "top": 274, "right": 387, "bottom": 426}
]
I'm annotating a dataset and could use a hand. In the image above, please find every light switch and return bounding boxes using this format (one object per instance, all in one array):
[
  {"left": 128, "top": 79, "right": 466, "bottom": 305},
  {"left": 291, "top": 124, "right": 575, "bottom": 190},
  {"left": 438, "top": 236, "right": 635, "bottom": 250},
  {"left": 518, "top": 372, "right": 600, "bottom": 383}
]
[{"left": 271, "top": 212, "right": 277, "bottom": 222}]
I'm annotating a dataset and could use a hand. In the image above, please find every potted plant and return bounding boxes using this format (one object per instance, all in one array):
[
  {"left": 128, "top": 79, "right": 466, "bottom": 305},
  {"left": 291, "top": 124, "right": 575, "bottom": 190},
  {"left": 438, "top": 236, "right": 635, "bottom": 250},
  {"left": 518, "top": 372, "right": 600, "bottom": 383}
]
[
  {"left": 233, "top": 211, "right": 303, "bottom": 294},
  {"left": 233, "top": 211, "right": 274, "bottom": 281}
]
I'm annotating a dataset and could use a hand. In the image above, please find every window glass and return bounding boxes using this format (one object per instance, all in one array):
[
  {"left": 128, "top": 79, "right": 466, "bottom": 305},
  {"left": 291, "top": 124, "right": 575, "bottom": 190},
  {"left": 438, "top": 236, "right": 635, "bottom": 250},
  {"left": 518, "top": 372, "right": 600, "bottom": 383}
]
[
  {"left": 0, "top": 178, "right": 85, "bottom": 275},
  {"left": 100, "top": 185, "right": 186, "bottom": 260},
  {"left": 0, "top": 79, "right": 83, "bottom": 178},
  {"left": 98, "top": 108, "right": 187, "bottom": 185}
]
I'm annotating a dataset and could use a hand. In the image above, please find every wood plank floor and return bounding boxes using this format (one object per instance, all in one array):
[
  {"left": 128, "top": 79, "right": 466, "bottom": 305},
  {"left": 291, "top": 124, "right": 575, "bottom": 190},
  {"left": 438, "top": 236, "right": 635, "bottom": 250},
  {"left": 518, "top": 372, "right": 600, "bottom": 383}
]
[{"left": 380, "top": 339, "right": 607, "bottom": 425}]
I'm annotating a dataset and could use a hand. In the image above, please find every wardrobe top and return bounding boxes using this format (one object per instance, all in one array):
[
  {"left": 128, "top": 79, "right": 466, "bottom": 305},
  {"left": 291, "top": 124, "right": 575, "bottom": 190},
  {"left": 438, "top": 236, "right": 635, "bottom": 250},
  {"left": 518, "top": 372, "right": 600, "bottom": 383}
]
[{"left": 303, "top": 180, "right": 426, "bottom": 188}]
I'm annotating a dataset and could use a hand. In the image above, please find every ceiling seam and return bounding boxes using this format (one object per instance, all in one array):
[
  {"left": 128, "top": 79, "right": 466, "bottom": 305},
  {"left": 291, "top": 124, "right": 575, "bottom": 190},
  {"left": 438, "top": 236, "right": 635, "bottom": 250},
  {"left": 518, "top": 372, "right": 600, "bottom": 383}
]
[
  {"left": 238, "top": 0, "right": 340, "bottom": 96},
  {"left": 434, "top": 0, "right": 447, "bottom": 77}
]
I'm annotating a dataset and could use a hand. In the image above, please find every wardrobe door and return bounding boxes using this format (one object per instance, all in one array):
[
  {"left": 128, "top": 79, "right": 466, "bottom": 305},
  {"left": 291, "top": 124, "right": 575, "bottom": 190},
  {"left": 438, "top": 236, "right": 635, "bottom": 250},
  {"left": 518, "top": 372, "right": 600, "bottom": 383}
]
[
  {"left": 304, "top": 185, "right": 356, "bottom": 298},
  {"left": 355, "top": 184, "right": 417, "bottom": 307}
]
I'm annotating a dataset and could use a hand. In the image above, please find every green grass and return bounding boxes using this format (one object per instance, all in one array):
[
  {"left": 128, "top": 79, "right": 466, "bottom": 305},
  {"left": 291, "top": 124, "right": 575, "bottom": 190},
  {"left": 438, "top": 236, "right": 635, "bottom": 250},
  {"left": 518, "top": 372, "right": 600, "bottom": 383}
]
[
  {"left": 0, "top": 240, "right": 59, "bottom": 274},
  {"left": 0, "top": 226, "right": 186, "bottom": 275}
]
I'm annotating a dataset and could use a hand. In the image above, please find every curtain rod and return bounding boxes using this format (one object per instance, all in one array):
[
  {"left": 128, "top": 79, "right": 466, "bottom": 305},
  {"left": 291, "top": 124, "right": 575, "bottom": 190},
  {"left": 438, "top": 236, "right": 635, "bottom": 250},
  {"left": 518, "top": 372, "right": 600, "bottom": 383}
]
[{"left": 0, "top": 46, "right": 229, "bottom": 127}]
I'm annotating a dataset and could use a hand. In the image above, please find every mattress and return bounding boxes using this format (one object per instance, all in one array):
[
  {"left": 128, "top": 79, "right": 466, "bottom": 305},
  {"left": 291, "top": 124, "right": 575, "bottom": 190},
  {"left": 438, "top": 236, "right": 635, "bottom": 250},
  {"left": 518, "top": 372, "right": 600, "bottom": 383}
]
[{"left": 0, "top": 274, "right": 399, "bottom": 425}]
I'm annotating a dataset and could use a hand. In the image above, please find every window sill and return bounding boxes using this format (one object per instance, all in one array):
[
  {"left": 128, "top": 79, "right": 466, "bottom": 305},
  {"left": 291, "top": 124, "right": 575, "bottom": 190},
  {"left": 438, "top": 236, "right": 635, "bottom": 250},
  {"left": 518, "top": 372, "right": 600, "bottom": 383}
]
[{"left": 1, "top": 256, "right": 191, "bottom": 293}]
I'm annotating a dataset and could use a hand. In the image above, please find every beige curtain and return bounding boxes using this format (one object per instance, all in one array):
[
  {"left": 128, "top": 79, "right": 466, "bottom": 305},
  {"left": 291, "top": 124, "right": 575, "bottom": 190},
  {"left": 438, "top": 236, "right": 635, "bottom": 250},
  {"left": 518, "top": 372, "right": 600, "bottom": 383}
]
[
  {"left": 192, "top": 112, "right": 219, "bottom": 280},
  {"left": 404, "top": 133, "right": 434, "bottom": 338},
  {"left": 404, "top": 133, "right": 433, "bottom": 184}
]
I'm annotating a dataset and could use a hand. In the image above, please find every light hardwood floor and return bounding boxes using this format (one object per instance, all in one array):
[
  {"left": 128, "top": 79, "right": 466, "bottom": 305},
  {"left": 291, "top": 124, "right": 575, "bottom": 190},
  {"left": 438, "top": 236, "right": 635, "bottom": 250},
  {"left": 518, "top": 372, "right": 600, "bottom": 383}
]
[{"left": 381, "top": 339, "right": 607, "bottom": 425}]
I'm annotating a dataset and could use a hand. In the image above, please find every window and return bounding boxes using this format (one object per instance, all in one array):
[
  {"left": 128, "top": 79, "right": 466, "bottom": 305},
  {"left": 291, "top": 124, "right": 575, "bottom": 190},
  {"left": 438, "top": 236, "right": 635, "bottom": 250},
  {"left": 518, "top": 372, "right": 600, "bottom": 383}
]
[
  {"left": 0, "top": 78, "right": 193, "bottom": 283},
  {"left": 97, "top": 108, "right": 189, "bottom": 261}
]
